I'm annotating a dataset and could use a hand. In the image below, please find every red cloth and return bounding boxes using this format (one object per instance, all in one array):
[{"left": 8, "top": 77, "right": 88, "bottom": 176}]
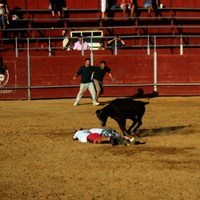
[{"left": 87, "top": 133, "right": 102, "bottom": 143}]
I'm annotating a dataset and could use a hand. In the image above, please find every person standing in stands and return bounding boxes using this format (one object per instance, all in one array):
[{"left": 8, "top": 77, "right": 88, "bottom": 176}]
[
  {"left": 107, "top": 35, "right": 125, "bottom": 54},
  {"left": 0, "top": 56, "right": 7, "bottom": 74},
  {"left": 73, "top": 36, "right": 90, "bottom": 51},
  {"left": 0, "top": 0, "right": 9, "bottom": 29},
  {"left": 93, "top": 60, "right": 115, "bottom": 102},
  {"left": 73, "top": 58, "right": 99, "bottom": 106},
  {"left": 151, "top": 0, "right": 161, "bottom": 16},
  {"left": 0, "top": 56, "right": 8, "bottom": 86},
  {"left": 120, "top": 0, "right": 137, "bottom": 18},
  {"left": 100, "top": 0, "right": 107, "bottom": 19},
  {"left": 144, "top": 0, "right": 160, "bottom": 16},
  {"left": 49, "top": 0, "right": 64, "bottom": 17}
]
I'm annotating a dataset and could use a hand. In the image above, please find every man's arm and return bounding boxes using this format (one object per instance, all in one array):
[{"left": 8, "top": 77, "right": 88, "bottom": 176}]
[
  {"left": 73, "top": 67, "right": 82, "bottom": 80},
  {"left": 5, "top": 4, "right": 9, "bottom": 14},
  {"left": 107, "top": 38, "right": 115, "bottom": 45},
  {"left": 73, "top": 74, "right": 77, "bottom": 80},
  {"left": 84, "top": 42, "right": 90, "bottom": 50},
  {"left": 108, "top": 73, "right": 115, "bottom": 82},
  {"left": 118, "top": 38, "right": 125, "bottom": 46},
  {"left": 73, "top": 43, "right": 77, "bottom": 50}
]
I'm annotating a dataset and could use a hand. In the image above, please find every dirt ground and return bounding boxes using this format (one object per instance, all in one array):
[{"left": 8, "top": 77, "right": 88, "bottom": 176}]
[{"left": 0, "top": 97, "right": 200, "bottom": 200}]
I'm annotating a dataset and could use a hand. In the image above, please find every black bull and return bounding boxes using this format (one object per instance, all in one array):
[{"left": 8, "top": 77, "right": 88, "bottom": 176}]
[{"left": 96, "top": 98, "right": 149, "bottom": 136}]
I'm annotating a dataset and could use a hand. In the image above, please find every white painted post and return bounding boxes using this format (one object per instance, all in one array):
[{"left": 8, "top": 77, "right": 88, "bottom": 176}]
[
  {"left": 81, "top": 36, "right": 84, "bottom": 56},
  {"left": 27, "top": 38, "right": 31, "bottom": 100},
  {"left": 147, "top": 35, "right": 150, "bottom": 55},
  {"left": 90, "top": 36, "right": 94, "bottom": 65},
  {"left": 48, "top": 36, "right": 51, "bottom": 57},
  {"left": 15, "top": 36, "right": 18, "bottom": 58},
  {"left": 180, "top": 35, "right": 183, "bottom": 55},
  {"left": 153, "top": 36, "right": 158, "bottom": 93},
  {"left": 114, "top": 37, "right": 117, "bottom": 55}
]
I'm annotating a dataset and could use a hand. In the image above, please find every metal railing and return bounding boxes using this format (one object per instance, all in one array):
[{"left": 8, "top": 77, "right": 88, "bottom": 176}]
[
  {"left": 0, "top": 33, "right": 200, "bottom": 99},
  {"left": 1, "top": 34, "right": 200, "bottom": 57},
  {"left": 0, "top": 35, "right": 200, "bottom": 91}
]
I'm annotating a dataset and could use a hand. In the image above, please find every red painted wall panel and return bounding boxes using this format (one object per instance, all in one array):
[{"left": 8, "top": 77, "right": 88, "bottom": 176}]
[
  {"left": 0, "top": 58, "right": 28, "bottom": 99},
  {"left": 29, "top": 55, "right": 153, "bottom": 87},
  {"left": 1, "top": 53, "right": 200, "bottom": 100},
  {"left": 158, "top": 86, "right": 200, "bottom": 96},
  {"left": 158, "top": 55, "right": 200, "bottom": 83}
]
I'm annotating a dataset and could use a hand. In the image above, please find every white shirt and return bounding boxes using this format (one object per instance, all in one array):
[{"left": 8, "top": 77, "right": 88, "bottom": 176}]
[
  {"left": 73, "top": 130, "right": 91, "bottom": 143},
  {"left": 73, "top": 41, "right": 89, "bottom": 50},
  {"left": 89, "top": 128, "right": 104, "bottom": 134},
  {"left": 73, "top": 128, "right": 104, "bottom": 143}
]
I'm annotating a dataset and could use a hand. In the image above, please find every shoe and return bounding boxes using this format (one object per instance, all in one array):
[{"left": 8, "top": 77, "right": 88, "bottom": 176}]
[
  {"left": 73, "top": 102, "right": 79, "bottom": 106},
  {"left": 93, "top": 101, "right": 100, "bottom": 106},
  {"left": 129, "top": 137, "right": 135, "bottom": 143}
]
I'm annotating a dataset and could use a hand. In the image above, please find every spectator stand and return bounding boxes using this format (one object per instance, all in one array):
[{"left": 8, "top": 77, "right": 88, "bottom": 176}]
[{"left": 0, "top": 6, "right": 200, "bottom": 56}]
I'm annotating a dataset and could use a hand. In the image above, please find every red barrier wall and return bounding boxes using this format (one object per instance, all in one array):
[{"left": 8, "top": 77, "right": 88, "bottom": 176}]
[
  {"left": 0, "top": 58, "right": 28, "bottom": 99},
  {"left": 1, "top": 0, "right": 200, "bottom": 100},
  {"left": 1, "top": 54, "right": 200, "bottom": 100}
]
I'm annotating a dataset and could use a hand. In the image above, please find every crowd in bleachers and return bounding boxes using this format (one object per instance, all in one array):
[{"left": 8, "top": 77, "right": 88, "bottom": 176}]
[
  {"left": 0, "top": 0, "right": 164, "bottom": 31},
  {"left": 0, "top": 0, "right": 199, "bottom": 54},
  {"left": 0, "top": 0, "right": 160, "bottom": 50}
]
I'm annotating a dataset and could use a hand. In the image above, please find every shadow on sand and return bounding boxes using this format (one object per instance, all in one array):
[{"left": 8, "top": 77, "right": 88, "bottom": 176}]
[
  {"left": 98, "top": 88, "right": 159, "bottom": 106},
  {"left": 137, "top": 125, "right": 191, "bottom": 137}
]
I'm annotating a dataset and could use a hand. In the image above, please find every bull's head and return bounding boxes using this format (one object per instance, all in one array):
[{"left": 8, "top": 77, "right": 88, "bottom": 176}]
[{"left": 96, "top": 109, "right": 108, "bottom": 127}]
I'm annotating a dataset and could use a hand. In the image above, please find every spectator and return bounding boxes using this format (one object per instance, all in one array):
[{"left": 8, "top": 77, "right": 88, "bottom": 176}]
[
  {"left": 98, "top": 41, "right": 105, "bottom": 50},
  {"left": 93, "top": 60, "right": 115, "bottom": 102},
  {"left": 100, "top": 0, "right": 107, "bottom": 19},
  {"left": 0, "top": 56, "right": 7, "bottom": 74},
  {"left": 73, "top": 58, "right": 99, "bottom": 106},
  {"left": 120, "top": 0, "right": 137, "bottom": 18},
  {"left": 10, "top": 6, "right": 22, "bottom": 21},
  {"left": 62, "top": 29, "right": 71, "bottom": 50},
  {"left": 0, "top": 56, "right": 8, "bottom": 86},
  {"left": 144, "top": 0, "right": 160, "bottom": 16},
  {"left": 49, "top": 0, "right": 65, "bottom": 17},
  {"left": 73, "top": 36, "right": 90, "bottom": 51},
  {"left": 107, "top": 35, "right": 125, "bottom": 54},
  {"left": 0, "top": 0, "right": 9, "bottom": 29},
  {"left": 9, "top": 7, "right": 28, "bottom": 38},
  {"left": 97, "top": 38, "right": 106, "bottom": 50}
]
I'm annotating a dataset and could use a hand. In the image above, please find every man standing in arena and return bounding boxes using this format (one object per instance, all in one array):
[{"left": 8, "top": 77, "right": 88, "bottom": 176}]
[
  {"left": 93, "top": 60, "right": 115, "bottom": 102},
  {"left": 73, "top": 58, "right": 100, "bottom": 106}
]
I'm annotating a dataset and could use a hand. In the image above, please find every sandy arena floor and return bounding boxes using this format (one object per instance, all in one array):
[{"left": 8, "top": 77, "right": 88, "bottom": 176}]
[{"left": 0, "top": 97, "right": 200, "bottom": 200}]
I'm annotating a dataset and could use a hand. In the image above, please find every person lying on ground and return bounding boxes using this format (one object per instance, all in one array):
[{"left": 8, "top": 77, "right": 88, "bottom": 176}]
[{"left": 73, "top": 128, "right": 135, "bottom": 146}]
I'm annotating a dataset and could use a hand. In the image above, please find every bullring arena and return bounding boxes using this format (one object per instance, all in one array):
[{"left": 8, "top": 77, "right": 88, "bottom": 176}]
[
  {"left": 1, "top": 0, "right": 200, "bottom": 199},
  {"left": 1, "top": 97, "right": 200, "bottom": 199}
]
